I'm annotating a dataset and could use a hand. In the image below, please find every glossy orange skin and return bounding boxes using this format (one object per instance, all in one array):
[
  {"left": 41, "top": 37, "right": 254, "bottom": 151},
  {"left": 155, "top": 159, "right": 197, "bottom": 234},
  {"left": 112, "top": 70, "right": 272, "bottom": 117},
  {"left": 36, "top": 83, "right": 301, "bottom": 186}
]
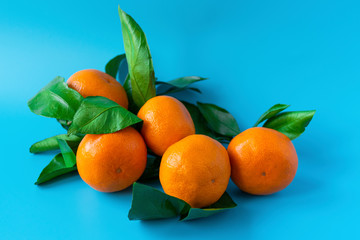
[
  {"left": 76, "top": 127, "right": 147, "bottom": 192},
  {"left": 67, "top": 69, "right": 128, "bottom": 109},
  {"left": 160, "top": 135, "right": 231, "bottom": 208},
  {"left": 137, "top": 96, "right": 195, "bottom": 156},
  {"left": 227, "top": 127, "right": 298, "bottom": 195}
]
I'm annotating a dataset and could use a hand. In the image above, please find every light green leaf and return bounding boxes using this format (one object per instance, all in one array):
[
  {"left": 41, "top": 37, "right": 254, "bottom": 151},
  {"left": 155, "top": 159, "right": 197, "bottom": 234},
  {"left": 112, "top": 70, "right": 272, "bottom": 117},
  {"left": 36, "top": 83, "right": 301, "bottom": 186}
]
[
  {"left": 30, "top": 134, "right": 83, "bottom": 154},
  {"left": 57, "top": 119, "right": 72, "bottom": 130},
  {"left": 254, "top": 104, "right": 290, "bottom": 127},
  {"left": 57, "top": 139, "right": 77, "bottom": 167},
  {"left": 263, "top": 110, "right": 316, "bottom": 140},
  {"left": 68, "top": 96, "right": 142, "bottom": 135},
  {"left": 119, "top": 7, "right": 156, "bottom": 108},
  {"left": 28, "top": 76, "right": 83, "bottom": 120},
  {"left": 35, "top": 154, "right": 77, "bottom": 185}
]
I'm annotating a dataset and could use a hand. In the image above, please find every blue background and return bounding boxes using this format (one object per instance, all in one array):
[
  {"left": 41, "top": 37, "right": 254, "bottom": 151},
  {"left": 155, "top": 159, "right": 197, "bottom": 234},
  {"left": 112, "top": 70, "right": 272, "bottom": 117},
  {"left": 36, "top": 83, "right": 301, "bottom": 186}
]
[{"left": 1, "top": 0, "right": 359, "bottom": 239}]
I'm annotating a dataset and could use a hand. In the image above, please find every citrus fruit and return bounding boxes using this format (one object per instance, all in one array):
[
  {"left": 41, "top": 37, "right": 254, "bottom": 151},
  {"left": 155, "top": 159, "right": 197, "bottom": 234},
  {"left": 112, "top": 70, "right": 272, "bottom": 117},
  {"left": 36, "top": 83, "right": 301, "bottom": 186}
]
[
  {"left": 67, "top": 69, "right": 128, "bottom": 109},
  {"left": 137, "top": 96, "right": 195, "bottom": 156},
  {"left": 227, "top": 127, "right": 298, "bottom": 195},
  {"left": 159, "top": 134, "right": 231, "bottom": 208},
  {"left": 76, "top": 127, "right": 147, "bottom": 192}
]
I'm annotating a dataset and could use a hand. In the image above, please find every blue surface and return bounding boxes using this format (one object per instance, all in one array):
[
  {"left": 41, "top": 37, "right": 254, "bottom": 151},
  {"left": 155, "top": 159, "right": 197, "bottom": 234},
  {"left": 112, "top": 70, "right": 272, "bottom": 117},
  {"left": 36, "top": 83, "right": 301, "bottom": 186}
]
[{"left": 1, "top": 0, "right": 359, "bottom": 239}]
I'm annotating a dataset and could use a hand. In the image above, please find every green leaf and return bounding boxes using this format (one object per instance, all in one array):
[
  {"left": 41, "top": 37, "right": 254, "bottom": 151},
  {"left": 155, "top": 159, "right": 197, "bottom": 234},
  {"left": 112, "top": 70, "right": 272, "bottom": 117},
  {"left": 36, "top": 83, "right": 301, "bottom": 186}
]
[
  {"left": 57, "top": 139, "right": 77, "bottom": 167},
  {"left": 157, "top": 86, "right": 201, "bottom": 95},
  {"left": 28, "top": 76, "right": 83, "bottom": 120},
  {"left": 105, "top": 54, "right": 126, "bottom": 79},
  {"left": 186, "top": 87, "right": 202, "bottom": 93},
  {"left": 253, "top": 104, "right": 290, "bottom": 127},
  {"left": 263, "top": 110, "right": 316, "bottom": 140},
  {"left": 68, "top": 96, "right": 142, "bottom": 135},
  {"left": 182, "top": 101, "right": 216, "bottom": 137},
  {"left": 181, "top": 192, "right": 237, "bottom": 221},
  {"left": 35, "top": 140, "right": 78, "bottom": 185},
  {"left": 35, "top": 153, "right": 77, "bottom": 185},
  {"left": 30, "top": 134, "right": 83, "bottom": 153},
  {"left": 182, "top": 102, "right": 232, "bottom": 143},
  {"left": 156, "top": 76, "right": 207, "bottom": 95},
  {"left": 197, "top": 102, "right": 240, "bottom": 137},
  {"left": 119, "top": 7, "right": 156, "bottom": 108},
  {"left": 128, "top": 183, "right": 237, "bottom": 221},
  {"left": 123, "top": 74, "right": 139, "bottom": 113},
  {"left": 57, "top": 119, "right": 72, "bottom": 130},
  {"left": 128, "top": 183, "right": 189, "bottom": 220},
  {"left": 157, "top": 76, "right": 207, "bottom": 88},
  {"left": 138, "top": 154, "right": 161, "bottom": 182},
  {"left": 123, "top": 74, "right": 132, "bottom": 97},
  {"left": 213, "top": 136, "right": 232, "bottom": 144}
]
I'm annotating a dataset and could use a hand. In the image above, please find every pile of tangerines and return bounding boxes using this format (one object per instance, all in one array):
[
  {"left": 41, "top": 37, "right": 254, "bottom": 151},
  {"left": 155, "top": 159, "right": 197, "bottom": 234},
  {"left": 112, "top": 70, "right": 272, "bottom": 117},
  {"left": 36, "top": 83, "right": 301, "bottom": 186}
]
[{"left": 68, "top": 69, "right": 298, "bottom": 208}]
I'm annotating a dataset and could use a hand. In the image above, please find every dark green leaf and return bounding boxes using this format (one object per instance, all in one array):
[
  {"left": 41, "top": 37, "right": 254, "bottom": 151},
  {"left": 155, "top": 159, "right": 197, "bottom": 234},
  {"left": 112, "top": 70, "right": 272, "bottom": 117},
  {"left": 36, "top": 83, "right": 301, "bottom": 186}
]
[
  {"left": 253, "top": 104, "right": 290, "bottom": 127},
  {"left": 157, "top": 86, "right": 201, "bottom": 95},
  {"left": 157, "top": 76, "right": 207, "bottom": 88},
  {"left": 128, "top": 183, "right": 236, "bottom": 221},
  {"left": 156, "top": 76, "right": 207, "bottom": 88},
  {"left": 35, "top": 153, "right": 77, "bottom": 185},
  {"left": 128, "top": 183, "right": 189, "bottom": 220},
  {"left": 119, "top": 7, "right": 156, "bottom": 108},
  {"left": 182, "top": 102, "right": 232, "bottom": 143},
  {"left": 187, "top": 87, "right": 202, "bottom": 93},
  {"left": 138, "top": 154, "right": 161, "bottom": 182},
  {"left": 263, "top": 110, "right": 316, "bottom": 140},
  {"left": 123, "top": 74, "right": 131, "bottom": 97},
  {"left": 213, "top": 136, "right": 232, "bottom": 144},
  {"left": 30, "top": 134, "right": 82, "bottom": 153},
  {"left": 123, "top": 74, "right": 139, "bottom": 113},
  {"left": 182, "top": 101, "right": 216, "bottom": 137},
  {"left": 181, "top": 192, "right": 237, "bottom": 221},
  {"left": 68, "top": 96, "right": 142, "bottom": 135},
  {"left": 197, "top": 102, "right": 240, "bottom": 137},
  {"left": 57, "top": 139, "right": 77, "bottom": 167},
  {"left": 28, "top": 76, "right": 83, "bottom": 120},
  {"left": 105, "top": 54, "right": 126, "bottom": 79},
  {"left": 156, "top": 76, "right": 206, "bottom": 95}
]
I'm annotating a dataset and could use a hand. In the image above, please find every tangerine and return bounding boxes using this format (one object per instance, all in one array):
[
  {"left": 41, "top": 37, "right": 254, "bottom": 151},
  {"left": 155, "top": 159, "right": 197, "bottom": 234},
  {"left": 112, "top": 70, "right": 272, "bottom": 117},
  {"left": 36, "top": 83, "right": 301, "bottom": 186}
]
[
  {"left": 227, "top": 127, "right": 298, "bottom": 195},
  {"left": 76, "top": 127, "right": 147, "bottom": 192},
  {"left": 137, "top": 96, "right": 195, "bottom": 156},
  {"left": 67, "top": 69, "right": 128, "bottom": 109},
  {"left": 160, "top": 134, "right": 231, "bottom": 208}
]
